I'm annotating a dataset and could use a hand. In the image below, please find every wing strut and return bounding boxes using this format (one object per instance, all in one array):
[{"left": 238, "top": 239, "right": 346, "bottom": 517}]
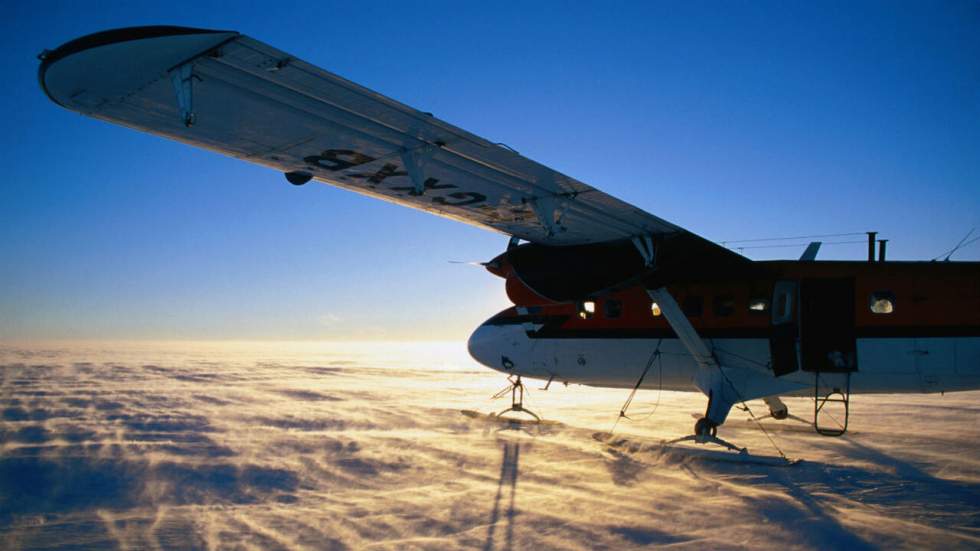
[
  {"left": 169, "top": 63, "right": 198, "bottom": 127},
  {"left": 646, "top": 287, "right": 717, "bottom": 370},
  {"left": 645, "top": 287, "right": 739, "bottom": 436},
  {"left": 649, "top": 287, "right": 793, "bottom": 460},
  {"left": 527, "top": 195, "right": 566, "bottom": 237},
  {"left": 631, "top": 235, "right": 655, "bottom": 267},
  {"left": 400, "top": 145, "right": 439, "bottom": 196}
]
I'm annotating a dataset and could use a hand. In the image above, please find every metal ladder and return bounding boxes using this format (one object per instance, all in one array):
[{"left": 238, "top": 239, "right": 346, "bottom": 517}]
[{"left": 813, "top": 371, "right": 851, "bottom": 436}]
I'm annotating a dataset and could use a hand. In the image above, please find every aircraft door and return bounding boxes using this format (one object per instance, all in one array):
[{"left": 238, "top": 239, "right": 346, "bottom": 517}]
[
  {"left": 769, "top": 280, "right": 799, "bottom": 376},
  {"left": 799, "top": 278, "right": 858, "bottom": 372}
]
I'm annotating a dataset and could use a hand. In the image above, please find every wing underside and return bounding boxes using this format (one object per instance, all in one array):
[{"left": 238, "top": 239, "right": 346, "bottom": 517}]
[{"left": 40, "top": 26, "right": 735, "bottom": 255}]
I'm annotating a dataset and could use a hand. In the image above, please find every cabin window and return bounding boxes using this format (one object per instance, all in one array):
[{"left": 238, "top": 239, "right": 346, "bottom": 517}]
[
  {"left": 578, "top": 300, "right": 596, "bottom": 320},
  {"left": 713, "top": 295, "right": 735, "bottom": 317},
  {"left": 604, "top": 299, "right": 622, "bottom": 319},
  {"left": 682, "top": 296, "right": 703, "bottom": 317},
  {"left": 869, "top": 291, "right": 895, "bottom": 314},
  {"left": 748, "top": 298, "right": 770, "bottom": 313},
  {"left": 651, "top": 302, "right": 662, "bottom": 317}
]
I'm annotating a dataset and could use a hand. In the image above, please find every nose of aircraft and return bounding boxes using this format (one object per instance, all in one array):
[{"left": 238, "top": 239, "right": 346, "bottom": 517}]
[{"left": 467, "top": 321, "right": 529, "bottom": 374}]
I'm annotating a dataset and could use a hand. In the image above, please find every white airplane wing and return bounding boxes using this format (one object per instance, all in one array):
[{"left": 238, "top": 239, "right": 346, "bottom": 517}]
[{"left": 40, "top": 26, "right": 742, "bottom": 259}]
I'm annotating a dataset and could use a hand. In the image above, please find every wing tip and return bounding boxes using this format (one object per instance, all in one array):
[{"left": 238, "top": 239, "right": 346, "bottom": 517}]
[{"left": 38, "top": 25, "right": 239, "bottom": 110}]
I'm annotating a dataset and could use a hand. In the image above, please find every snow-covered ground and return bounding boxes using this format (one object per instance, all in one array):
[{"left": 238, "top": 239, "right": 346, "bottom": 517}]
[{"left": 1, "top": 341, "right": 978, "bottom": 550}]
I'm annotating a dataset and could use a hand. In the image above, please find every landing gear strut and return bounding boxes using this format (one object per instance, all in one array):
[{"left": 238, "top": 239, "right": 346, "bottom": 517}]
[
  {"left": 493, "top": 375, "right": 541, "bottom": 423},
  {"left": 643, "top": 287, "right": 791, "bottom": 462}
]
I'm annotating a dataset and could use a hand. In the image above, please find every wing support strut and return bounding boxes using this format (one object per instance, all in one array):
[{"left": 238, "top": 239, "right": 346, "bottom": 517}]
[
  {"left": 527, "top": 195, "right": 566, "bottom": 237},
  {"left": 399, "top": 145, "right": 438, "bottom": 196},
  {"left": 648, "top": 286, "right": 794, "bottom": 461},
  {"left": 646, "top": 287, "right": 717, "bottom": 371},
  {"left": 632, "top": 235, "right": 655, "bottom": 267},
  {"left": 645, "top": 287, "right": 739, "bottom": 433},
  {"left": 169, "top": 63, "right": 199, "bottom": 127}
]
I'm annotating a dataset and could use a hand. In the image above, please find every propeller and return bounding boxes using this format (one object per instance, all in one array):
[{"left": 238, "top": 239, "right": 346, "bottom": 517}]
[{"left": 448, "top": 260, "right": 490, "bottom": 267}]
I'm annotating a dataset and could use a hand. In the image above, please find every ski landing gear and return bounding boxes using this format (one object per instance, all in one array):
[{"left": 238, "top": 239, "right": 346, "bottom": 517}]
[
  {"left": 492, "top": 375, "right": 541, "bottom": 423},
  {"left": 642, "top": 287, "right": 794, "bottom": 464},
  {"left": 665, "top": 410, "right": 747, "bottom": 454}
]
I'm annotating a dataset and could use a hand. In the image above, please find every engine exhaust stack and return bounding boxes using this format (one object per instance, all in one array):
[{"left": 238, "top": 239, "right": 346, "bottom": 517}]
[{"left": 867, "top": 232, "right": 877, "bottom": 262}]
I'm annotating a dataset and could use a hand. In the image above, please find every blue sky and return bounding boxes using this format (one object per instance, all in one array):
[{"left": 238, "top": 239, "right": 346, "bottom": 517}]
[{"left": 2, "top": 1, "right": 978, "bottom": 340}]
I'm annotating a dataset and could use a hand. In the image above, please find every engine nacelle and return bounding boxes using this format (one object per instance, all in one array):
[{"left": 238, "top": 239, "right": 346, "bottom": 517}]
[
  {"left": 490, "top": 239, "right": 647, "bottom": 303},
  {"left": 486, "top": 233, "right": 754, "bottom": 304}
]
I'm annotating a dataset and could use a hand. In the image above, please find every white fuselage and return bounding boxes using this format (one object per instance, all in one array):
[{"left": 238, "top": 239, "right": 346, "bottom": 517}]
[{"left": 468, "top": 323, "right": 980, "bottom": 397}]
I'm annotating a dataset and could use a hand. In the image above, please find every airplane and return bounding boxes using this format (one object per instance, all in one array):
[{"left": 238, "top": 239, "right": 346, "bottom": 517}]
[{"left": 38, "top": 26, "right": 980, "bottom": 453}]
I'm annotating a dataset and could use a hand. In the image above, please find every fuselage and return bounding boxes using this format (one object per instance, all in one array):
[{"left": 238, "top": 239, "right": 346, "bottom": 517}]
[{"left": 468, "top": 259, "right": 980, "bottom": 397}]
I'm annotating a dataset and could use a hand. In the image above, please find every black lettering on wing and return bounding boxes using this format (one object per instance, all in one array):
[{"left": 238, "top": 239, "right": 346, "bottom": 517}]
[
  {"left": 304, "top": 149, "right": 375, "bottom": 171},
  {"left": 432, "top": 192, "right": 487, "bottom": 207},
  {"left": 348, "top": 163, "right": 406, "bottom": 187}
]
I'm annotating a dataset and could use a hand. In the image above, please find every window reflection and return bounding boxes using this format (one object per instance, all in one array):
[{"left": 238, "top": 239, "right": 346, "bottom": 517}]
[{"left": 870, "top": 292, "right": 895, "bottom": 314}]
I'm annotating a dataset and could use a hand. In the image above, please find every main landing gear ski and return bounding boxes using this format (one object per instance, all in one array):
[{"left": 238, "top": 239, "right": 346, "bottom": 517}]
[{"left": 664, "top": 416, "right": 747, "bottom": 454}]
